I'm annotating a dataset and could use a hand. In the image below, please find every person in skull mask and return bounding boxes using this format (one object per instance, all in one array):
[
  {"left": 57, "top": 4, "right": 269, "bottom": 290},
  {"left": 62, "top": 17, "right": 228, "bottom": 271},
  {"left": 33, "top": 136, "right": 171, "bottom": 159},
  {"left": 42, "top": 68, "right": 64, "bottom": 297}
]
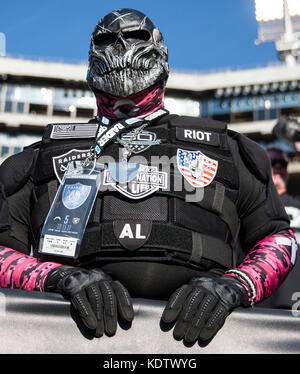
[{"left": 0, "top": 8, "right": 297, "bottom": 345}]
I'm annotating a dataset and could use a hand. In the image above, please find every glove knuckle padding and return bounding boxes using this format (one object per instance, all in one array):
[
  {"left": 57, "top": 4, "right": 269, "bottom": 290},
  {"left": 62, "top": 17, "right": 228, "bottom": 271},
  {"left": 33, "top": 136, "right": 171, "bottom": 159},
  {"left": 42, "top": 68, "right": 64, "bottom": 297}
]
[
  {"left": 112, "top": 281, "right": 134, "bottom": 321},
  {"left": 162, "top": 285, "right": 191, "bottom": 323},
  {"left": 86, "top": 283, "right": 103, "bottom": 319},
  {"left": 207, "top": 303, "right": 227, "bottom": 329},
  {"left": 192, "top": 294, "right": 218, "bottom": 328},
  {"left": 182, "top": 288, "right": 203, "bottom": 321},
  {"left": 71, "top": 292, "right": 98, "bottom": 330},
  {"left": 72, "top": 293, "right": 90, "bottom": 317},
  {"left": 99, "top": 281, "right": 116, "bottom": 315}
]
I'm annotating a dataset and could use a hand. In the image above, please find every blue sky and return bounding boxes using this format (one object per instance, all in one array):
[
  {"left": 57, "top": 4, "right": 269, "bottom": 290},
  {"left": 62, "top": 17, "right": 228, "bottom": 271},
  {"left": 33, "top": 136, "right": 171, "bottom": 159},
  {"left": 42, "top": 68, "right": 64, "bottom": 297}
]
[{"left": 0, "top": 0, "right": 280, "bottom": 72}]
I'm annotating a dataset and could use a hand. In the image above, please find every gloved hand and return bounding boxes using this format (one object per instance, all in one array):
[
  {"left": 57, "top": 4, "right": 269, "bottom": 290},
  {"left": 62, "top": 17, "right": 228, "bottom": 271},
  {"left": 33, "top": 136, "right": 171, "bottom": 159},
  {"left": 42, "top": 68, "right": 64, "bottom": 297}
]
[
  {"left": 162, "top": 275, "right": 250, "bottom": 344},
  {"left": 44, "top": 266, "right": 134, "bottom": 337}
]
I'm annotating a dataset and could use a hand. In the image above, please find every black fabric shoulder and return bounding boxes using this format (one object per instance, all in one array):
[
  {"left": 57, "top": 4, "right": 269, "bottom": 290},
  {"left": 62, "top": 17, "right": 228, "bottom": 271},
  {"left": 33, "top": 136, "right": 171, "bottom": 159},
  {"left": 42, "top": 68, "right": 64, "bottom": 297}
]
[
  {"left": 0, "top": 147, "right": 38, "bottom": 196},
  {"left": 227, "top": 131, "right": 290, "bottom": 252},
  {"left": 231, "top": 131, "right": 270, "bottom": 184},
  {"left": 168, "top": 115, "right": 227, "bottom": 132}
]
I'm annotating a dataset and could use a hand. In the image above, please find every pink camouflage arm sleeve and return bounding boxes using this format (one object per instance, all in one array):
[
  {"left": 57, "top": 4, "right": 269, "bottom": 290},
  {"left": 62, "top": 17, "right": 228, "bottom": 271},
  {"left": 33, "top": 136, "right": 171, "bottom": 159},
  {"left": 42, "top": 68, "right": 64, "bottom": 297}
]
[
  {"left": 0, "top": 246, "right": 61, "bottom": 291},
  {"left": 223, "top": 229, "right": 297, "bottom": 304}
]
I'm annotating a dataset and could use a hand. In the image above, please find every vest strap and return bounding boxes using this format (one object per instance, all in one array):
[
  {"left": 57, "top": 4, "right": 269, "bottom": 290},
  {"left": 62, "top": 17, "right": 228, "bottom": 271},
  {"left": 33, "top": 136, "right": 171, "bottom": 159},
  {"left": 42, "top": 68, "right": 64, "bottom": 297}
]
[{"left": 80, "top": 222, "right": 233, "bottom": 269}]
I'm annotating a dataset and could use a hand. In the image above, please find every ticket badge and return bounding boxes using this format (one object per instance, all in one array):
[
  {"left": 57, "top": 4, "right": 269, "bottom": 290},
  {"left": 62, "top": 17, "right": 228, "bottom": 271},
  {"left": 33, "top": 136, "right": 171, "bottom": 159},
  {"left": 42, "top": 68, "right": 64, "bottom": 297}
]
[{"left": 39, "top": 161, "right": 103, "bottom": 258}]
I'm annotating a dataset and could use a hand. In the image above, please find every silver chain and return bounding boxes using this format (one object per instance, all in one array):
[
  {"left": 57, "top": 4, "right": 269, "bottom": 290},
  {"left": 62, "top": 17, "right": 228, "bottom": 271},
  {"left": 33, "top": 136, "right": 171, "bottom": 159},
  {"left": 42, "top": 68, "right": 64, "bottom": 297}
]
[{"left": 116, "top": 122, "right": 149, "bottom": 161}]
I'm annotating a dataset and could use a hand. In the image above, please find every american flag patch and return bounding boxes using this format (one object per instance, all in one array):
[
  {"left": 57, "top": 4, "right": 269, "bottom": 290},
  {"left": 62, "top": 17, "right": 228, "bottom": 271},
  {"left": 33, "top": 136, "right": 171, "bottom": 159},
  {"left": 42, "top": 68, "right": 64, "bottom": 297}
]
[{"left": 177, "top": 148, "right": 218, "bottom": 188}]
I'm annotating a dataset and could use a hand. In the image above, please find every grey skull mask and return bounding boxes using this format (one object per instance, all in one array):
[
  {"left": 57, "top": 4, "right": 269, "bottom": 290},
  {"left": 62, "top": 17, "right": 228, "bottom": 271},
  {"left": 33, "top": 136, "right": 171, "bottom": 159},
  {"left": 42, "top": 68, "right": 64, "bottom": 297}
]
[{"left": 87, "top": 9, "right": 169, "bottom": 97}]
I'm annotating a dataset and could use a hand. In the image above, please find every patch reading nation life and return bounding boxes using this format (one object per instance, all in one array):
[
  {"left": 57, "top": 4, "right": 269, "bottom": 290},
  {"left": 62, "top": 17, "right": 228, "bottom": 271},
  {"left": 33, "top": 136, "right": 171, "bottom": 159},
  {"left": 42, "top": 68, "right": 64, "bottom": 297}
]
[{"left": 103, "top": 164, "right": 168, "bottom": 199}]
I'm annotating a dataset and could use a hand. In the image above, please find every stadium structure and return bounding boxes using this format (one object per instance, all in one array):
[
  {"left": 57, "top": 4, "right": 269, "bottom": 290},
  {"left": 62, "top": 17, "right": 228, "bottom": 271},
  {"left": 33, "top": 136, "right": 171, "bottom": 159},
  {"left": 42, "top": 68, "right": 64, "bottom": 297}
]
[
  {"left": 0, "top": 56, "right": 300, "bottom": 191},
  {"left": 0, "top": 0, "right": 300, "bottom": 192}
]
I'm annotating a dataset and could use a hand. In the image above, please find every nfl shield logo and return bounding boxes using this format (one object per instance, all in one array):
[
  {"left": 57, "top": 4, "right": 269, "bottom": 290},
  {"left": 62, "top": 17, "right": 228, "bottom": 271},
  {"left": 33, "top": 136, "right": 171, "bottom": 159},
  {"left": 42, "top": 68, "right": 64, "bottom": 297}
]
[
  {"left": 177, "top": 148, "right": 218, "bottom": 188},
  {"left": 62, "top": 183, "right": 91, "bottom": 210}
]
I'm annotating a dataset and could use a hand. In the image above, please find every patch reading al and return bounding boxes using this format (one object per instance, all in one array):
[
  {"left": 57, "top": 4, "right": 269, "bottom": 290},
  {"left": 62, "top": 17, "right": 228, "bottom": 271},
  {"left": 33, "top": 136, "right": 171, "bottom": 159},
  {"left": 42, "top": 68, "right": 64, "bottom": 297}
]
[
  {"left": 52, "top": 149, "right": 92, "bottom": 183},
  {"left": 103, "top": 164, "right": 168, "bottom": 199}
]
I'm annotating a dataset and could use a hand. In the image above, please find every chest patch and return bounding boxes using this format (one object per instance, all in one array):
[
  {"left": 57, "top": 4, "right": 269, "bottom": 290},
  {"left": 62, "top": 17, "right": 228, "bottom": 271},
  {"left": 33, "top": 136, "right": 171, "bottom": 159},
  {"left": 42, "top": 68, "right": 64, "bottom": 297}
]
[
  {"left": 103, "top": 164, "right": 168, "bottom": 199},
  {"left": 52, "top": 149, "right": 92, "bottom": 183},
  {"left": 177, "top": 148, "right": 218, "bottom": 188},
  {"left": 117, "top": 129, "right": 161, "bottom": 154},
  {"left": 113, "top": 220, "right": 152, "bottom": 250},
  {"left": 176, "top": 128, "right": 220, "bottom": 146}
]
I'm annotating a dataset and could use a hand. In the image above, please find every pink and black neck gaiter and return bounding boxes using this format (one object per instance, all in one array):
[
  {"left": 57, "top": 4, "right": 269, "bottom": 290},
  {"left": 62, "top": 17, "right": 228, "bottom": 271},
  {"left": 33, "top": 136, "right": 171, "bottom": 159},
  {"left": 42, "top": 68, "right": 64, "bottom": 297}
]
[{"left": 94, "top": 80, "right": 166, "bottom": 120}]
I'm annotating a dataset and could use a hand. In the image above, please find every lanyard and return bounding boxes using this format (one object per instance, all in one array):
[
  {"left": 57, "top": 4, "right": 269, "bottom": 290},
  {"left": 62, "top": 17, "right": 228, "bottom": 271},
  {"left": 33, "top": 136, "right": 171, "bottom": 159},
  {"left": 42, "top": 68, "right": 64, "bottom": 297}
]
[{"left": 84, "top": 108, "right": 168, "bottom": 165}]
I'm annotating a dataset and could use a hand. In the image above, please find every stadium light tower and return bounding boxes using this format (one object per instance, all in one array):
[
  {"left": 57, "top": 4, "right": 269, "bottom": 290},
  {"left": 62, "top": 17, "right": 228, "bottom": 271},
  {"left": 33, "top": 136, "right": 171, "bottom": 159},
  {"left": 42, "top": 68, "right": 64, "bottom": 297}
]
[{"left": 255, "top": 0, "right": 300, "bottom": 66}]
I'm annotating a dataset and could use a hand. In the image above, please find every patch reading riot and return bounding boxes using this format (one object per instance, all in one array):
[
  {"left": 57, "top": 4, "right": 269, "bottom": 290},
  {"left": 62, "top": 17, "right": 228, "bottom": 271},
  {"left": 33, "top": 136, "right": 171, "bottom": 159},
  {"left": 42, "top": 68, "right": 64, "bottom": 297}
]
[
  {"left": 176, "top": 128, "right": 220, "bottom": 146},
  {"left": 52, "top": 149, "right": 92, "bottom": 183},
  {"left": 113, "top": 220, "right": 152, "bottom": 250},
  {"left": 103, "top": 164, "right": 168, "bottom": 199},
  {"left": 177, "top": 148, "right": 218, "bottom": 188}
]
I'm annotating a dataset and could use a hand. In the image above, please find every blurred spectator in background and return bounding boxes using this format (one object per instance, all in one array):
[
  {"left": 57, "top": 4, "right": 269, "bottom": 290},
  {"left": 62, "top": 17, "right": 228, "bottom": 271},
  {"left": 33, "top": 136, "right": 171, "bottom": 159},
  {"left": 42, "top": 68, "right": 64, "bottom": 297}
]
[
  {"left": 267, "top": 147, "right": 290, "bottom": 196},
  {"left": 258, "top": 146, "right": 300, "bottom": 310},
  {"left": 272, "top": 116, "right": 300, "bottom": 155}
]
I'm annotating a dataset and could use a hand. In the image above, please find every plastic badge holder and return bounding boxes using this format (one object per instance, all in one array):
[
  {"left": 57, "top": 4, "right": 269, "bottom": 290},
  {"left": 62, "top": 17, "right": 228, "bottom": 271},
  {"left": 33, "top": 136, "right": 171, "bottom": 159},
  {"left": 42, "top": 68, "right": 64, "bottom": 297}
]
[{"left": 39, "top": 161, "right": 103, "bottom": 259}]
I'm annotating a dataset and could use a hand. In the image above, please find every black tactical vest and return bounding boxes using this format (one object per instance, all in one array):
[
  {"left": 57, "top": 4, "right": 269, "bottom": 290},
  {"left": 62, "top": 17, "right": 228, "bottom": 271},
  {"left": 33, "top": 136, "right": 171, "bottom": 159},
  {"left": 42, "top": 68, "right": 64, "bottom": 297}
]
[{"left": 30, "top": 114, "right": 240, "bottom": 272}]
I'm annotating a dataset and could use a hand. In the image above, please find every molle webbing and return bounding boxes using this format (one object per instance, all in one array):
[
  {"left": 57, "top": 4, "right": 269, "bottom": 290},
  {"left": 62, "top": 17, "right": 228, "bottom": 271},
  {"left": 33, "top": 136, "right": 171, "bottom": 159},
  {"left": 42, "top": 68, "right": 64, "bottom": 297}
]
[
  {"left": 156, "top": 181, "right": 240, "bottom": 239},
  {"left": 81, "top": 222, "right": 233, "bottom": 269},
  {"left": 32, "top": 179, "right": 239, "bottom": 249},
  {"left": 101, "top": 194, "right": 233, "bottom": 240},
  {"left": 74, "top": 192, "right": 236, "bottom": 269}
]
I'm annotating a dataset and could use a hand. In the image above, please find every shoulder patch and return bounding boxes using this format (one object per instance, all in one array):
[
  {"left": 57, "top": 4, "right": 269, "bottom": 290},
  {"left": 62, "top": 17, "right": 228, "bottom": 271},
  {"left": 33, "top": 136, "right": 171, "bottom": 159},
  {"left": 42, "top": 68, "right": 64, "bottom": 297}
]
[
  {"left": 176, "top": 127, "right": 221, "bottom": 146},
  {"left": 42, "top": 122, "right": 97, "bottom": 142}
]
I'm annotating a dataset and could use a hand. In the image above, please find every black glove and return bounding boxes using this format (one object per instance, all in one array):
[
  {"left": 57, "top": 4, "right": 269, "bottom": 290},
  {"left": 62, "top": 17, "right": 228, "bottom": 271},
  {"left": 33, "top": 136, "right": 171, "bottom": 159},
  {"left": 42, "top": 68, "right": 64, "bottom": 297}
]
[
  {"left": 162, "top": 275, "right": 250, "bottom": 344},
  {"left": 44, "top": 266, "right": 134, "bottom": 337}
]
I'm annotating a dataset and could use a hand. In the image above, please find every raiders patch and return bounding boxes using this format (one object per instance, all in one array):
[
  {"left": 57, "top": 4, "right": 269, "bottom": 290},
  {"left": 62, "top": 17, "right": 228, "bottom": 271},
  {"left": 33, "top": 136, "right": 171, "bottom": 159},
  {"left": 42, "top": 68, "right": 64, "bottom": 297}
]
[
  {"left": 52, "top": 149, "right": 92, "bottom": 183},
  {"left": 176, "top": 128, "right": 220, "bottom": 146},
  {"left": 113, "top": 220, "right": 152, "bottom": 250},
  {"left": 177, "top": 148, "right": 218, "bottom": 188},
  {"left": 103, "top": 164, "right": 168, "bottom": 199}
]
